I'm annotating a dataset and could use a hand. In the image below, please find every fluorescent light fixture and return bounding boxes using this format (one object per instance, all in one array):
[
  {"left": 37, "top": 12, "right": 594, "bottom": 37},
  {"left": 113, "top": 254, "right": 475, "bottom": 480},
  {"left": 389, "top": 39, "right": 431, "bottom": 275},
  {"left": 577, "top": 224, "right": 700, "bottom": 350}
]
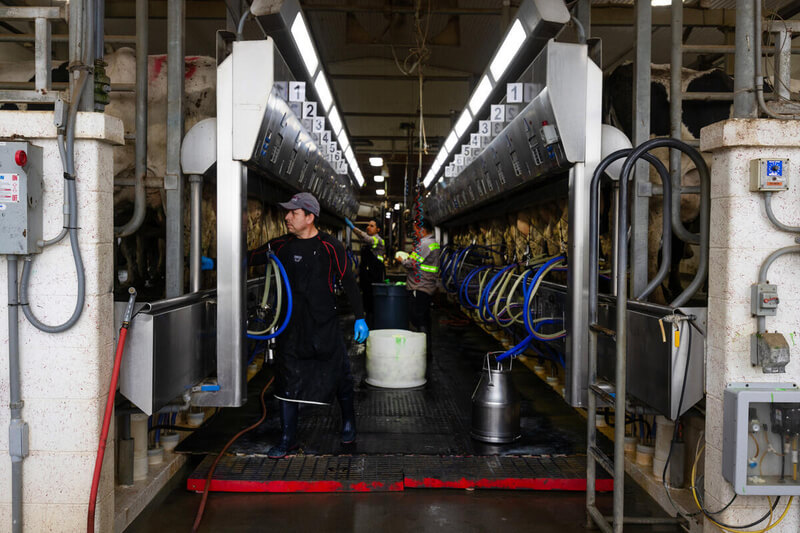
[
  {"left": 369, "top": 157, "right": 383, "bottom": 167},
  {"left": 373, "top": 175, "right": 384, "bottom": 183},
  {"left": 652, "top": 0, "right": 681, "bottom": 5},
  {"left": 337, "top": 130, "right": 349, "bottom": 152},
  {"left": 291, "top": 13, "right": 319, "bottom": 77},
  {"left": 435, "top": 149, "right": 448, "bottom": 167},
  {"left": 314, "top": 72, "right": 333, "bottom": 111},
  {"left": 468, "top": 75, "right": 493, "bottom": 115},
  {"left": 328, "top": 106, "right": 343, "bottom": 135},
  {"left": 353, "top": 168, "right": 364, "bottom": 187},
  {"left": 422, "top": 171, "right": 436, "bottom": 188},
  {"left": 444, "top": 131, "right": 457, "bottom": 152},
  {"left": 454, "top": 110, "right": 472, "bottom": 137},
  {"left": 489, "top": 19, "right": 526, "bottom": 81},
  {"left": 394, "top": 203, "right": 400, "bottom": 210},
  {"left": 376, "top": 188, "right": 386, "bottom": 196}
]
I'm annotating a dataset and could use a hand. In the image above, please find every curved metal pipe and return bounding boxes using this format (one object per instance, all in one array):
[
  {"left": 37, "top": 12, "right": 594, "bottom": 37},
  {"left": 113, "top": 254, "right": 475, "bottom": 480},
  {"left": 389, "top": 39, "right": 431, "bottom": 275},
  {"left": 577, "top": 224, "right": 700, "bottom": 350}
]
[
  {"left": 635, "top": 156, "right": 672, "bottom": 301},
  {"left": 614, "top": 138, "right": 710, "bottom": 307},
  {"left": 668, "top": 0, "right": 699, "bottom": 245},
  {"left": 116, "top": 0, "right": 148, "bottom": 238},
  {"left": 756, "top": 245, "right": 800, "bottom": 333},
  {"left": 588, "top": 149, "right": 674, "bottom": 315},
  {"left": 763, "top": 192, "right": 800, "bottom": 233},
  {"left": 754, "top": 0, "right": 800, "bottom": 120},
  {"left": 236, "top": 10, "right": 250, "bottom": 41}
]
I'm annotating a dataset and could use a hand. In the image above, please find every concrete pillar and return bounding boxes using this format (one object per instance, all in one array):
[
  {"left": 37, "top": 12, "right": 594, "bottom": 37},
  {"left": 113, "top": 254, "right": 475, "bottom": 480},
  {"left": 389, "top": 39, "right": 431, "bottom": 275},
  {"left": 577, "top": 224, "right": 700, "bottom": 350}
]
[
  {"left": 700, "top": 119, "right": 800, "bottom": 532},
  {"left": 0, "top": 111, "right": 123, "bottom": 531}
]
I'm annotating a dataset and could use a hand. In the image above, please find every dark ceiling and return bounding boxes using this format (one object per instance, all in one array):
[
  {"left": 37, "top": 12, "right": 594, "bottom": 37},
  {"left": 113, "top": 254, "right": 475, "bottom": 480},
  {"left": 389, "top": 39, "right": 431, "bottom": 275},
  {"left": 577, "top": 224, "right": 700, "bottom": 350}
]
[{"left": 6, "top": 0, "right": 800, "bottom": 205}]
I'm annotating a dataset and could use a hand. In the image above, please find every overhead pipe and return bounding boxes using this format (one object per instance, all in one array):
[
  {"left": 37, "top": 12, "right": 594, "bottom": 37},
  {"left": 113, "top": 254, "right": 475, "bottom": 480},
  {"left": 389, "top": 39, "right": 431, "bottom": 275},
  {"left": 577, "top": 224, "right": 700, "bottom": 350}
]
[{"left": 116, "top": 0, "right": 148, "bottom": 238}]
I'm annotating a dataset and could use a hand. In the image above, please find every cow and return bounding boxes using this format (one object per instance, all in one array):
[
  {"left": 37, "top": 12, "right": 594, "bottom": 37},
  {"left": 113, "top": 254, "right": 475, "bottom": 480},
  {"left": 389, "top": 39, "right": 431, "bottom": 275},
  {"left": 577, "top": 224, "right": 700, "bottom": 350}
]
[
  {"left": 604, "top": 62, "right": 734, "bottom": 303},
  {"left": 1, "top": 49, "right": 288, "bottom": 297}
]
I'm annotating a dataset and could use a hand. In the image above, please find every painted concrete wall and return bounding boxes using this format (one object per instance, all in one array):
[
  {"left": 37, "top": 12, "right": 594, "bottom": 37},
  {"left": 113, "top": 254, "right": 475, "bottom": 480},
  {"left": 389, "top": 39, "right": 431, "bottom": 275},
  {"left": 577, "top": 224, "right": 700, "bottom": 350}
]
[
  {"left": 0, "top": 111, "right": 123, "bottom": 532},
  {"left": 701, "top": 119, "right": 800, "bottom": 532}
]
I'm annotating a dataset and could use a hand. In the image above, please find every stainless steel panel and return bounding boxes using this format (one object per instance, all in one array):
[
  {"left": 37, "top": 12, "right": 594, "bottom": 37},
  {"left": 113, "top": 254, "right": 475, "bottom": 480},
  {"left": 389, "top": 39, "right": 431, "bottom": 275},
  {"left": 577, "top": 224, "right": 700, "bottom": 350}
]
[
  {"left": 426, "top": 41, "right": 594, "bottom": 225},
  {"left": 115, "top": 295, "right": 216, "bottom": 415},
  {"left": 596, "top": 303, "right": 707, "bottom": 420},
  {"left": 196, "top": 50, "right": 248, "bottom": 407}
]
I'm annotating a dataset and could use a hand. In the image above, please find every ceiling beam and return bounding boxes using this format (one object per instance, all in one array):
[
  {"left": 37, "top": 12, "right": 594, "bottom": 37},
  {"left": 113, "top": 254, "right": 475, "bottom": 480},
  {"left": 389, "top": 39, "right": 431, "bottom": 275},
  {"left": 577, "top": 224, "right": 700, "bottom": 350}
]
[
  {"left": 300, "top": 2, "right": 505, "bottom": 16},
  {"left": 592, "top": 6, "right": 736, "bottom": 28},
  {"left": 344, "top": 111, "right": 452, "bottom": 119},
  {"left": 330, "top": 73, "right": 471, "bottom": 82},
  {"left": 105, "top": 1, "right": 226, "bottom": 19}
]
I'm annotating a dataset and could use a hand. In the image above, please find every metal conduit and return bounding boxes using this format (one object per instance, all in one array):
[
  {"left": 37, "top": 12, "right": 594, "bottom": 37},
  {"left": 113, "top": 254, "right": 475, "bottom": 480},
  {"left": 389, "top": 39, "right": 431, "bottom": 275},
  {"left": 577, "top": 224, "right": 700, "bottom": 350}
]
[
  {"left": 165, "top": 0, "right": 185, "bottom": 298},
  {"left": 756, "top": 246, "right": 800, "bottom": 333},
  {"left": 189, "top": 174, "right": 203, "bottom": 293},
  {"left": 116, "top": 0, "right": 148, "bottom": 238},
  {"left": 670, "top": 0, "right": 700, "bottom": 245}
]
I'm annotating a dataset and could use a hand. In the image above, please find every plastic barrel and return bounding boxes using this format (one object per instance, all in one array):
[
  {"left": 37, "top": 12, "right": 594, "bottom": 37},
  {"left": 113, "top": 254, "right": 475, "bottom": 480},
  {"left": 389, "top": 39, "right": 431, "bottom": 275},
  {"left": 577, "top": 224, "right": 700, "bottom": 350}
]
[
  {"left": 365, "top": 329, "right": 426, "bottom": 388},
  {"left": 372, "top": 282, "right": 408, "bottom": 330}
]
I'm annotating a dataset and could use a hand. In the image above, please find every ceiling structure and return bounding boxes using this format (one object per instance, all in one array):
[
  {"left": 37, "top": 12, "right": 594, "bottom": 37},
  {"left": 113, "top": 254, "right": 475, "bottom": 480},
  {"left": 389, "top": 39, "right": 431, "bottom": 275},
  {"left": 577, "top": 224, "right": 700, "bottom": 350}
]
[{"left": 4, "top": 0, "right": 800, "bottom": 203}]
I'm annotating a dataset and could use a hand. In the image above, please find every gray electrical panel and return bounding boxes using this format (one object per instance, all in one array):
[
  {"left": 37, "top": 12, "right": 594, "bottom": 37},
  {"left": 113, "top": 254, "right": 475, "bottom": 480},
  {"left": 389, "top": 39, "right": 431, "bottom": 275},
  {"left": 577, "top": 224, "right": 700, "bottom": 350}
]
[
  {"left": 723, "top": 383, "right": 800, "bottom": 495},
  {"left": 0, "top": 141, "right": 43, "bottom": 255}
]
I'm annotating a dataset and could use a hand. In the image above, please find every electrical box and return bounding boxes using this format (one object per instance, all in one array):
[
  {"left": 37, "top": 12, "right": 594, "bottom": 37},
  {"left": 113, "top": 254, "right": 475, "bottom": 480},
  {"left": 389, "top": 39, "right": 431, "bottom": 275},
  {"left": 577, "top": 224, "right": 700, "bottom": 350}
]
[
  {"left": 750, "top": 158, "right": 788, "bottom": 191},
  {"left": 0, "top": 141, "right": 43, "bottom": 255},
  {"left": 723, "top": 383, "right": 800, "bottom": 495},
  {"left": 751, "top": 282, "right": 779, "bottom": 317}
]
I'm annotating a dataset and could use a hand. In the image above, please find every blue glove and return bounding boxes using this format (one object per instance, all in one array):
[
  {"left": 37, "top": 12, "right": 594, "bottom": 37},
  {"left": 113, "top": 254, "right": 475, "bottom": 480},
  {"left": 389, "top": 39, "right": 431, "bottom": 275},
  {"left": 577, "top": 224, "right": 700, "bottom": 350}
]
[
  {"left": 201, "top": 255, "right": 215, "bottom": 271},
  {"left": 354, "top": 319, "right": 369, "bottom": 343},
  {"left": 344, "top": 217, "right": 355, "bottom": 230}
]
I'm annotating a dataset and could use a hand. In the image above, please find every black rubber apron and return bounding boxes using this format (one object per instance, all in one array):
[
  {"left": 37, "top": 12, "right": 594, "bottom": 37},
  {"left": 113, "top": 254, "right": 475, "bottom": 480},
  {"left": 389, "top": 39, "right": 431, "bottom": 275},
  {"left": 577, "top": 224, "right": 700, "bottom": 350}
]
[{"left": 274, "top": 237, "right": 346, "bottom": 404}]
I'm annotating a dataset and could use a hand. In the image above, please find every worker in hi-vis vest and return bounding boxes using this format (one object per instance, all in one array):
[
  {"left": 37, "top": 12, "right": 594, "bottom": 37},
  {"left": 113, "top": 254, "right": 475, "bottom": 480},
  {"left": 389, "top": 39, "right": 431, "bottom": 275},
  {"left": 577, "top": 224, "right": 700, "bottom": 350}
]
[
  {"left": 345, "top": 217, "right": 385, "bottom": 327},
  {"left": 398, "top": 218, "right": 440, "bottom": 375}
]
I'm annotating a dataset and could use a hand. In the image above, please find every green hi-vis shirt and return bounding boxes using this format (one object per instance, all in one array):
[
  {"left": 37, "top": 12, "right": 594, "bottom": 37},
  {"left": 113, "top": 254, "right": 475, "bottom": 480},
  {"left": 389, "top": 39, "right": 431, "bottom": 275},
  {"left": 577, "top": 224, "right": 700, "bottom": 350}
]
[
  {"left": 354, "top": 227, "right": 386, "bottom": 263},
  {"left": 401, "top": 234, "right": 441, "bottom": 295}
]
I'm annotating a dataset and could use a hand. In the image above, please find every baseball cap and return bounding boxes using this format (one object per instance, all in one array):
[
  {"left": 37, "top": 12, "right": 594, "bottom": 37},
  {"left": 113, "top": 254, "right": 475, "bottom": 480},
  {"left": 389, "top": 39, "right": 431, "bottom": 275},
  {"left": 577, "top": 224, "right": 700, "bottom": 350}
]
[{"left": 279, "top": 192, "right": 320, "bottom": 217}]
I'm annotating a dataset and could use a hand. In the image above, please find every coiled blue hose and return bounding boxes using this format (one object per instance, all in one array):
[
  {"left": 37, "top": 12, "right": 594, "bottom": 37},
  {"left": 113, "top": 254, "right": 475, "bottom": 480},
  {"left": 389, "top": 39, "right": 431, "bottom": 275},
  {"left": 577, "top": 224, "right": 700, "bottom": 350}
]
[{"left": 246, "top": 252, "right": 293, "bottom": 341}]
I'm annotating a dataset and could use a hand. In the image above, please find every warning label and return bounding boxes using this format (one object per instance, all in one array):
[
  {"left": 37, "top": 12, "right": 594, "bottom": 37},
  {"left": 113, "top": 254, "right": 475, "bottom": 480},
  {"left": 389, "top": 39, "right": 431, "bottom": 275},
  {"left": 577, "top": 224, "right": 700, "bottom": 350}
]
[{"left": 0, "top": 173, "right": 19, "bottom": 203}]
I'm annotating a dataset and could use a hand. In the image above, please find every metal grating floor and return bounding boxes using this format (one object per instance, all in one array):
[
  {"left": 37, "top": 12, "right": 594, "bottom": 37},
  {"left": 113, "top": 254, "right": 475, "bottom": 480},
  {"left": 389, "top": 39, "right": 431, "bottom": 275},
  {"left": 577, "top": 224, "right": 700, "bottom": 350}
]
[
  {"left": 180, "top": 305, "right": 615, "bottom": 493},
  {"left": 187, "top": 454, "right": 612, "bottom": 493}
]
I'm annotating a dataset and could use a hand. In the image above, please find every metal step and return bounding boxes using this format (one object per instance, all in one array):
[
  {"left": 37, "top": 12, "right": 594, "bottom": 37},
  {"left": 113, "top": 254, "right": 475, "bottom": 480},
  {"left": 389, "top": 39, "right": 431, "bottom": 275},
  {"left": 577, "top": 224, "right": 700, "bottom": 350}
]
[{"left": 187, "top": 454, "right": 614, "bottom": 493}]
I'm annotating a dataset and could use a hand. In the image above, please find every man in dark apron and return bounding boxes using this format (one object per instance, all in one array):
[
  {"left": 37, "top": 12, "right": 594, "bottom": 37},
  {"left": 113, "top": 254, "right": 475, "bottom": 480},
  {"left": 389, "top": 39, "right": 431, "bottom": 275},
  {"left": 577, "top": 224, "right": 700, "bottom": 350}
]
[{"left": 249, "top": 193, "right": 368, "bottom": 458}]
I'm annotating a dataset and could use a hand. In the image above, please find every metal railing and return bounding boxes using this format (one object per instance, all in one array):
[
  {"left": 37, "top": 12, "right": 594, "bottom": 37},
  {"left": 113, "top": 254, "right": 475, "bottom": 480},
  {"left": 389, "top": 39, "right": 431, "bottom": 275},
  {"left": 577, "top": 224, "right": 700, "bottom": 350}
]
[{"left": 0, "top": 5, "right": 67, "bottom": 103}]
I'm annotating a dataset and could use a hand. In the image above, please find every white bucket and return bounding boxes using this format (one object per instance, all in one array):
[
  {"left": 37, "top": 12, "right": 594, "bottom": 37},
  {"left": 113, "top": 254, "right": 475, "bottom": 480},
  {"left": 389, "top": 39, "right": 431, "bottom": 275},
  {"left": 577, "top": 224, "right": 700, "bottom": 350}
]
[{"left": 365, "top": 329, "right": 426, "bottom": 388}]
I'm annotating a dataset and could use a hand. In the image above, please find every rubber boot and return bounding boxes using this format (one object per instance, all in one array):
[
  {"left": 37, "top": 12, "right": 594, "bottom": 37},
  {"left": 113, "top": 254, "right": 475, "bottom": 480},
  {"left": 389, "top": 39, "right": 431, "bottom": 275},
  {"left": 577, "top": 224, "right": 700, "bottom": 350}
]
[
  {"left": 267, "top": 400, "right": 299, "bottom": 458},
  {"left": 338, "top": 391, "right": 357, "bottom": 444}
]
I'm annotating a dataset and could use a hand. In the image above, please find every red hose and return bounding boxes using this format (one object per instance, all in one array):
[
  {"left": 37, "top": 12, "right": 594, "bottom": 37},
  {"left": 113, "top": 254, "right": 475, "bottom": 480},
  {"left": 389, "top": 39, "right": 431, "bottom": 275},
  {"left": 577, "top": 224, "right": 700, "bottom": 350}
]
[
  {"left": 191, "top": 376, "right": 274, "bottom": 533},
  {"left": 87, "top": 325, "right": 129, "bottom": 533}
]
